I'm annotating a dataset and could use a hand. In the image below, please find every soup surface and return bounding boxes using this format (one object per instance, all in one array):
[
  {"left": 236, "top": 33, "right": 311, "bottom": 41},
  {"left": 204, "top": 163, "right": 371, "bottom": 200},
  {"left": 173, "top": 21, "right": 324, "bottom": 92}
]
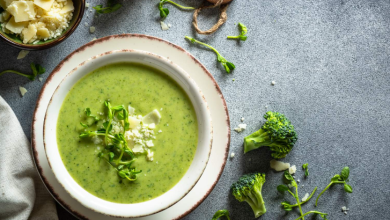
[{"left": 57, "top": 63, "right": 198, "bottom": 203}]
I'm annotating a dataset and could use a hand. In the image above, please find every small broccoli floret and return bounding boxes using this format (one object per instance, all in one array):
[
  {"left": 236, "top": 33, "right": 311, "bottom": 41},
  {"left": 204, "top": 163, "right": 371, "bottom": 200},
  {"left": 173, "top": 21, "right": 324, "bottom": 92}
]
[
  {"left": 231, "top": 173, "right": 266, "bottom": 218},
  {"left": 244, "top": 111, "right": 297, "bottom": 159}
]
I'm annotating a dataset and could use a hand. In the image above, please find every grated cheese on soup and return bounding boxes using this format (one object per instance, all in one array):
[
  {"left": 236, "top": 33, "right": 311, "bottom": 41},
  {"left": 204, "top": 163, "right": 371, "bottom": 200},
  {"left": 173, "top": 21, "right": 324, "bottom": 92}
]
[{"left": 0, "top": 0, "right": 74, "bottom": 44}]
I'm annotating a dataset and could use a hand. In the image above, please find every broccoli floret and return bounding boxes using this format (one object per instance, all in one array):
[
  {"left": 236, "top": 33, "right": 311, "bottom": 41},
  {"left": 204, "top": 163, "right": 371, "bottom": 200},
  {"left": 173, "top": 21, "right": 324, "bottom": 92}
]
[
  {"left": 231, "top": 173, "right": 266, "bottom": 218},
  {"left": 244, "top": 111, "right": 297, "bottom": 159}
]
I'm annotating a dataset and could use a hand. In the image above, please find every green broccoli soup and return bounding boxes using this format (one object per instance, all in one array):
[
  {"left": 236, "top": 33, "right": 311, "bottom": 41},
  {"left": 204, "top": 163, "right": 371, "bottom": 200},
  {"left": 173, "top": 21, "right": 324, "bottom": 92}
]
[{"left": 56, "top": 63, "right": 198, "bottom": 204}]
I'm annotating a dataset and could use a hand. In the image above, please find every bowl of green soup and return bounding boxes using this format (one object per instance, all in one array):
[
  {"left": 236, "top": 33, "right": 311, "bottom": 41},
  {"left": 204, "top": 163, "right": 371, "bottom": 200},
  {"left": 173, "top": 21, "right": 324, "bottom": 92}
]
[{"left": 43, "top": 50, "right": 213, "bottom": 217}]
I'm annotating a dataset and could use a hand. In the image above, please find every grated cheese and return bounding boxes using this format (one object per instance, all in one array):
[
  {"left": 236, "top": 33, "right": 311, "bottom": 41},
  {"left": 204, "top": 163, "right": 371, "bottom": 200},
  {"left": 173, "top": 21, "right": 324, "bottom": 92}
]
[{"left": 0, "top": 0, "right": 74, "bottom": 44}]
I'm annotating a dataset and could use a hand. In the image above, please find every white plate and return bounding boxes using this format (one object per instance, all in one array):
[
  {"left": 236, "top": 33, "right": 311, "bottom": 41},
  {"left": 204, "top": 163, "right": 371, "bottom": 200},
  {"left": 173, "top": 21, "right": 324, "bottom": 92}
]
[{"left": 32, "top": 34, "right": 230, "bottom": 220}]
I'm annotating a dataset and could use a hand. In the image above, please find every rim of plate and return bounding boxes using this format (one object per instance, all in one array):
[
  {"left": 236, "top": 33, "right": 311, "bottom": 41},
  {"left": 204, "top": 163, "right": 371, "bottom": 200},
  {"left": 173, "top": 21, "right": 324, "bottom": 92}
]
[
  {"left": 43, "top": 49, "right": 213, "bottom": 217},
  {"left": 31, "top": 34, "right": 231, "bottom": 220}
]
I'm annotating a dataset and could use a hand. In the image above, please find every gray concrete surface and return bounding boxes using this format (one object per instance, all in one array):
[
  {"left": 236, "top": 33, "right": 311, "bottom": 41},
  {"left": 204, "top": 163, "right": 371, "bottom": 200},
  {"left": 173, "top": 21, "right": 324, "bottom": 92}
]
[{"left": 1, "top": 0, "right": 390, "bottom": 219}]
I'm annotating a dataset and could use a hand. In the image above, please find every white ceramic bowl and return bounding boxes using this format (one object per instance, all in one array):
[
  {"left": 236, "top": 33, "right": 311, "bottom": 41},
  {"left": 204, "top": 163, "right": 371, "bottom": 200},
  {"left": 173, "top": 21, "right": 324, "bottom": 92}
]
[{"left": 43, "top": 50, "right": 213, "bottom": 218}]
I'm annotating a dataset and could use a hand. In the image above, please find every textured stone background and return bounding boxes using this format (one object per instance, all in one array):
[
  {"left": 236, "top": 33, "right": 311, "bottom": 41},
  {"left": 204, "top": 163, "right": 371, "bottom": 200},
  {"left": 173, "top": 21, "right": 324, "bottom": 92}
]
[{"left": 1, "top": 0, "right": 389, "bottom": 219}]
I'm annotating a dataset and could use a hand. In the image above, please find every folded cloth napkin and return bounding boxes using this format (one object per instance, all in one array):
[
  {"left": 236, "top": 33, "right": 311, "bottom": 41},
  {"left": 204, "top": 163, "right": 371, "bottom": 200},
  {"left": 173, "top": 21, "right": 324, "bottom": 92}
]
[{"left": 0, "top": 96, "right": 58, "bottom": 220}]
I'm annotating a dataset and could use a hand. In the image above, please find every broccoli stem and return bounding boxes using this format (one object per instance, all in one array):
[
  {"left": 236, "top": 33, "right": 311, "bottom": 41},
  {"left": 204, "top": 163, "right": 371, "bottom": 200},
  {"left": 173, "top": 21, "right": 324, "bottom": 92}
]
[
  {"left": 0, "top": 70, "right": 35, "bottom": 81},
  {"left": 294, "top": 211, "right": 328, "bottom": 220},
  {"left": 245, "top": 197, "right": 266, "bottom": 218},
  {"left": 244, "top": 129, "right": 271, "bottom": 153},
  {"left": 165, "top": 0, "right": 195, "bottom": 9}
]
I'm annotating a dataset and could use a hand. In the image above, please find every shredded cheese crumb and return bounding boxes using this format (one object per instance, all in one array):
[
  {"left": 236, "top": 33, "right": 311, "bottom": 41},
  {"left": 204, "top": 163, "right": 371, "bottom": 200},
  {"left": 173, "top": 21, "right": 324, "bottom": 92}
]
[
  {"left": 38, "top": 77, "right": 43, "bottom": 82},
  {"left": 234, "top": 124, "right": 247, "bottom": 132},
  {"left": 289, "top": 165, "right": 297, "bottom": 174},
  {"left": 230, "top": 152, "right": 235, "bottom": 158},
  {"left": 89, "top": 26, "right": 95, "bottom": 33},
  {"left": 271, "top": 81, "right": 276, "bottom": 85}
]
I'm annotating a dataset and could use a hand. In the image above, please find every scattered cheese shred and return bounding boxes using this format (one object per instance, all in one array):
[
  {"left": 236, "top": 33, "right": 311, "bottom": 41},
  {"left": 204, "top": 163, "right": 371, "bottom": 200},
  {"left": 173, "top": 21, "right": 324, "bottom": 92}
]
[
  {"left": 89, "top": 26, "right": 95, "bottom": 33},
  {"left": 270, "top": 159, "right": 290, "bottom": 171},
  {"left": 234, "top": 124, "right": 247, "bottom": 132},
  {"left": 160, "top": 21, "right": 169, "bottom": 31},
  {"left": 19, "top": 86, "right": 27, "bottom": 96},
  {"left": 302, "top": 193, "right": 309, "bottom": 202},
  {"left": 17, "top": 50, "right": 29, "bottom": 59}
]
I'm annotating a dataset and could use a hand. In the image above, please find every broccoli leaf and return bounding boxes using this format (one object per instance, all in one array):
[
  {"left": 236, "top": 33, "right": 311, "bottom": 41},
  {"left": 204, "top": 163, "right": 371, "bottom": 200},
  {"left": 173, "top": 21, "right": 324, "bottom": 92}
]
[
  {"left": 344, "top": 184, "right": 353, "bottom": 193},
  {"left": 277, "top": 185, "right": 289, "bottom": 192},
  {"left": 340, "top": 167, "right": 349, "bottom": 180}
]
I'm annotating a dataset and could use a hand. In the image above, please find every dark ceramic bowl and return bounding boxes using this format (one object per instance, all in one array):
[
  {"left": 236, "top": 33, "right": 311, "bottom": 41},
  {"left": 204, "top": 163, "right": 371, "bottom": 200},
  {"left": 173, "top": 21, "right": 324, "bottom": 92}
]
[{"left": 0, "top": 0, "right": 85, "bottom": 50}]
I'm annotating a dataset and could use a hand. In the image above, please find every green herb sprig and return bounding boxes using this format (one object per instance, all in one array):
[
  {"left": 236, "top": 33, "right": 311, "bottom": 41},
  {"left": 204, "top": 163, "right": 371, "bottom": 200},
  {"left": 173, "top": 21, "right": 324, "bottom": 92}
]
[
  {"left": 80, "top": 101, "right": 141, "bottom": 182},
  {"left": 315, "top": 166, "right": 352, "bottom": 206},
  {"left": 227, "top": 23, "right": 248, "bottom": 41},
  {"left": 302, "top": 163, "right": 309, "bottom": 177},
  {"left": 211, "top": 209, "right": 231, "bottom": 220},
  {"left": 159, "top": 0, "right": 195, "bottom": 19},
  {"left": 93, "top": 0, "right": 122, "bottom": 14},
  {"left": 0, "top": 63, "right": 45, "bottom": 81},
  {"left": 185, "top": 36, "right": 235, "bottom": 73},
  {"left": 278, "top": 171, "right": 328, "bottom": 220}
]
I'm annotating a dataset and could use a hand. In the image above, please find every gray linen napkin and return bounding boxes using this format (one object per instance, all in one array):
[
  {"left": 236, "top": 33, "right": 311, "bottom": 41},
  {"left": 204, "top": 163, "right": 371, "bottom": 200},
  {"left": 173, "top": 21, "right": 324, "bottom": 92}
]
[{"left": 0, "top": 96, "right": 58, "bottom": 220}]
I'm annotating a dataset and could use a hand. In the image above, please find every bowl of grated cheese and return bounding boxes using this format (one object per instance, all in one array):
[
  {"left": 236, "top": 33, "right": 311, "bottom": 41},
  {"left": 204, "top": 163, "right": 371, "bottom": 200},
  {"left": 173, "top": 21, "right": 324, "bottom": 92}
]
[{"left": 0, "top": 0, "right": 84, "bottom": 50}]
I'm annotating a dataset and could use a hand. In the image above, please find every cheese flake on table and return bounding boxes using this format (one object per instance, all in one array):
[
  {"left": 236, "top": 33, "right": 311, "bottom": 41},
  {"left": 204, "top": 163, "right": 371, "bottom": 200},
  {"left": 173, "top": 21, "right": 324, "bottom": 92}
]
[
  {"left": 270, "top": 159, "right": 290, "bottom": 171},
  {"left": 234, "top": 124, "right": 247, "bottom": 132},
  {"left": 160, "top": 21, "right": 169, "bottom": 31},
  {"left": 17, "top": 50, "right": 29, "bottom": 59},
  {"left": 19, "top": 86, "right": 27, "bottom": 97}
]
